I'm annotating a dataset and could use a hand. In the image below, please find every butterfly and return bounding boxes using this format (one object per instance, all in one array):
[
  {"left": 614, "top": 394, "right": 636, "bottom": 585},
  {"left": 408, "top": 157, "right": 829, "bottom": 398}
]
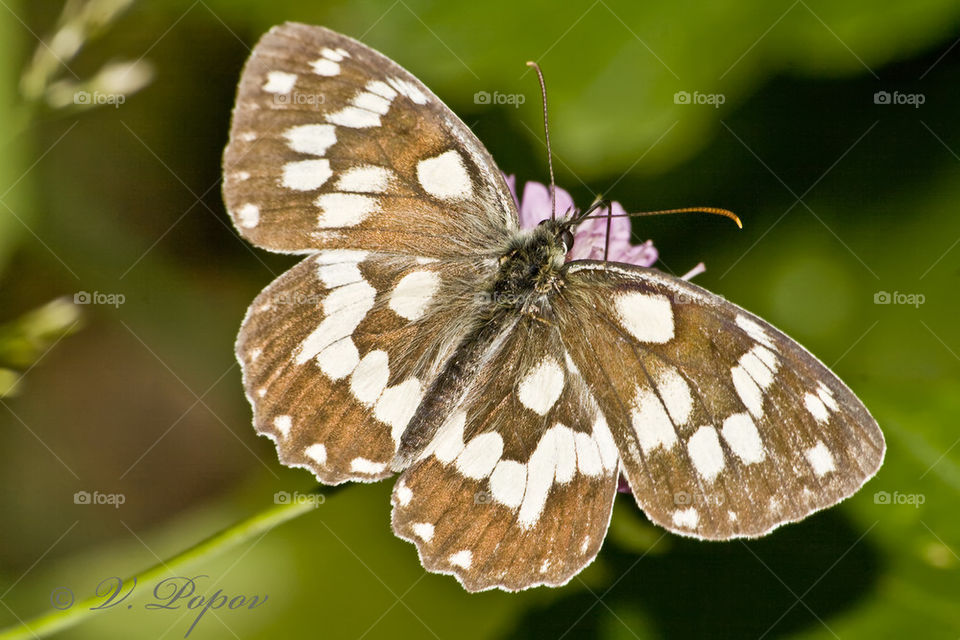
[{"left": 222, "top": 23, "right": 885, "bottom": 592}]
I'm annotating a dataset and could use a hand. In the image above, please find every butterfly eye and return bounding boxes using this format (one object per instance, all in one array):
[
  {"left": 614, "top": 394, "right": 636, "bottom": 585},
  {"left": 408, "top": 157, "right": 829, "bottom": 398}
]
[{"left": 559, "top": 228, "right": 575, "bottom": 253}]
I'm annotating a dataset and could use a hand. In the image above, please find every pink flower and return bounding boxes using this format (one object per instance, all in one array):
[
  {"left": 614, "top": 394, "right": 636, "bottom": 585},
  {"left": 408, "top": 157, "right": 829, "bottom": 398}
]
[{"left": 504, "top": 175, "right": 658, "bottom": 267}]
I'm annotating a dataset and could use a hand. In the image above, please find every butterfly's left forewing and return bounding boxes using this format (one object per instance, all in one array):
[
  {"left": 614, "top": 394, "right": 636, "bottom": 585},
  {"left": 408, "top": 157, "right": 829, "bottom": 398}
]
[
  {"left": 223, "top": 23, "right": 517, "bottom": 258},
  {"left": 555, "top": 261, "right": 885, "bottom": 540}
]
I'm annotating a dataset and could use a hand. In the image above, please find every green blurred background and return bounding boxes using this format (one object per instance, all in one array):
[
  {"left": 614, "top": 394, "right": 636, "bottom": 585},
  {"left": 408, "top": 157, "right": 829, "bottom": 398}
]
[{"left": 1, "top": 0, "right": 958, "bottom": 637}]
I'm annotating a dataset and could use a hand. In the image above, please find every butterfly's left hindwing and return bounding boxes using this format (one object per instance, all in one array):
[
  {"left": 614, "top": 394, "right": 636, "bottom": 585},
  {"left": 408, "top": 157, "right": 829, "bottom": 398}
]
[
  {"left": 555, "top": 261, "right": 885, "bottom": 540},
  {"left": 237, "top": 250, "right": 486, "bottom": 484}
]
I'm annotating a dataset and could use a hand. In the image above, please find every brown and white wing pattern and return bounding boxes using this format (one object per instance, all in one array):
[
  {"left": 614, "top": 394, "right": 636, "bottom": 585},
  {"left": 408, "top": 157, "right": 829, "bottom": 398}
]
[
  {"left": 555, "top": 261, "right": 885, "bottom": 540},
  {"left": 223, "top": 23, "right": 517, "bottom": 259},
  {"left": 391, "top": 316, "right": 620, "bottom": 592},
  {"left": 237, "top": 250, "right": 484, "bottom": 484}
]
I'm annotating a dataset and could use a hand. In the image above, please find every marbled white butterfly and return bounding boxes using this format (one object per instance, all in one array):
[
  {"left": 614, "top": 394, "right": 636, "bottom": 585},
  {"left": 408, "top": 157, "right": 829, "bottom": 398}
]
[{"left": 222, "top": 23, "right": 885, "bottom": 592}]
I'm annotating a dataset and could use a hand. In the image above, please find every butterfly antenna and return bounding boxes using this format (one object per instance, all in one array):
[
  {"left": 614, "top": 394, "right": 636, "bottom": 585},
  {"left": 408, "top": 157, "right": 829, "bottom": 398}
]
[
  {"left": 526, "top": 61, "right": 556, "bottom": 220},
  {"left": 580, "top": 206, "right": 743, "bottom": 229}
]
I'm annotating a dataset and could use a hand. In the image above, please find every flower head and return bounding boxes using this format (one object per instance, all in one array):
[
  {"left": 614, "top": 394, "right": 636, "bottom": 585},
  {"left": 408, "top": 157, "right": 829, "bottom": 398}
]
[{"left": 504, "top": 175, "right": 658, "bottom": 267}]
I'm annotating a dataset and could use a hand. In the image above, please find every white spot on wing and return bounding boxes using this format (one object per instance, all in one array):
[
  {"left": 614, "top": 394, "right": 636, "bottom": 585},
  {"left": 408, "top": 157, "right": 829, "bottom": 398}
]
[
  {"left": 631, "top": 386, "right": 677, "bottom": 453},
  {"left": 433, "top": 411, "right": 466, "bottom": 463},
  {"left": 352, "top": 91, "right": 391, "bottom": 114},
  {"left": 736, "top": 315, "right": 777, "bottom": 350},
  {"left": 283, "top": 124, "right": 336, "bottom": 156},
  {"left": 389, "top": 271, "right": 441, "bottom": 321},
  {"left": 262, "top": 71, "right": 297, "bottom": 94},
  {"left": 656, "top": 365, "right": 693, "bottom": 425},
  {"left": 554, "top": 425, "right": 577, "bottom": 483},
  {"left": 804, "top": 392, "right": 830, "bottom": 424},
  {"left": 295, "top": 280, "right": 375, "bottom": 365},
  {"left": 351, "top": 457, "right": 386, "bottom": 474},
  {"left": 395, "top": 480, "right": 412, "bottom": 506},
  {"left": 349, "top": 350, "right": 390, "bottom": 406},
  {"left": 305, "top": 443, "right": 327, "bottom": 465},
  {"left": 518, "top": 428, "right": 558, "bottom": 529},
  {"left": 326, "top": 106, "right": 380, "bottom": 128},
  {"left": 366, "top": 80, "right": 397, "bottom": 99},
  {"left": 416, "top": 150, "right": 473, "bottom": 200},
  {"left": 273, "top": 415, "right": 292, "bottom": 437},
  {"left": 237, "top": 203, "right": 259, "bottom": 228},
  {"left": 672, "top": 507, "right": 699, "bottom": 529},
  {"left": 316, "top": 339, "right": 359, "bottom": 380},
  {"left": 489, "top": 460, "right": 526, "bottom": 508},
  {"left": 517, "top": 357, "right": 564, "bottom": 415},
  {"left": 315, "top": 193, "right": 378, "bottom": 228},
  {"left": 321, "top": 47, "right": 346, "bottom": 61},
  {"left": 455, "top": 432, "right": 503, "bottom": 479},
  {"left": 593, "top": 412, "right": 619, "bottom": 472},
  {"left": 335, "top": 165, "right": 392, "bottom": 193},
  {"left": 615, "top": 292, "right": 674, "bottom": 343},
  {"left": 387, "top": 76, "right": 428, "bottom": 104},
  {"left": 687, "top": 426, "right": 725, "bottom": 482},
  {"left": 448, "top": 550, "right": 472, "bottom": 569},
  {"left": 721, "top": 412, "right": 765, "bottom": 464},
  {"left": 309, "top": 58, "right": 339, "bottom": 76},
  {"left": 739, "top": 345, "right": 777, "bottom": 389},
  {"left": 282, "top": 158, "right": 332, "bottom": 191},
  {"left": 817, "top": 383, "right": 839, "bottom": 412},
  {"left": 805, "top": 440, "right": 836, "bottom": 477},
  {"left": 411, "top": 522, "right": 434, "bottom": 542},
  {"left": 317, "top": 262, "right": 362, "bottom": 288},
  {"left": 574, "top": 431, "right": 603, "bottom": 477},
  {"left": 731, "top": 365, "right": 764, "bottom": 418},
  {"left": 375, "top": 378, "right": 423, "bottom": 441}
]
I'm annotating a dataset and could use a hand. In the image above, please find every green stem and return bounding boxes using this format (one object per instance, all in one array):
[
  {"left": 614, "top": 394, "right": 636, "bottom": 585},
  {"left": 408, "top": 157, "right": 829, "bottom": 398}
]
[{"left": 0, "top": 486, "right": 336, "bottom": 640}]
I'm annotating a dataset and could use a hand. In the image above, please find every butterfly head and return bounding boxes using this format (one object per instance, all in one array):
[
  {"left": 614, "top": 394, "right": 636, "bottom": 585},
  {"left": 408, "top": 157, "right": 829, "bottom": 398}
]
[{"left": 490, "top": 218, "right": 576, "bottom": 313}]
